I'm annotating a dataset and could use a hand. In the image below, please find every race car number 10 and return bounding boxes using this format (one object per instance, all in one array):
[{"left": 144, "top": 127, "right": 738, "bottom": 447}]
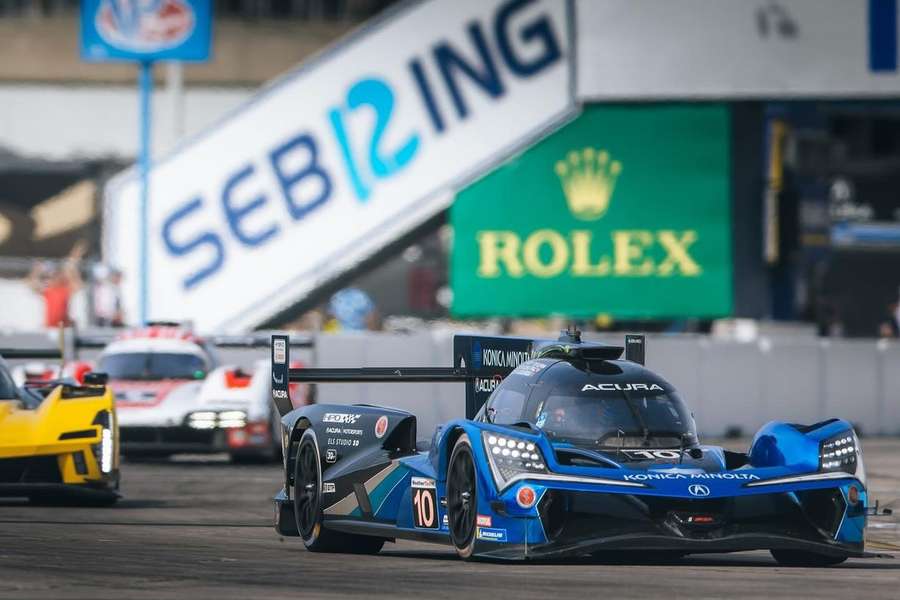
[{"left": 411, "top": 478, "right": 438, "bottom": 529}]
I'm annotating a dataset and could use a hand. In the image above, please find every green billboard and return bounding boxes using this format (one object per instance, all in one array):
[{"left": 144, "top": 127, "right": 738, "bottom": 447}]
[{"left": 451, "top": 104, "right": 732, "bottom": 319}]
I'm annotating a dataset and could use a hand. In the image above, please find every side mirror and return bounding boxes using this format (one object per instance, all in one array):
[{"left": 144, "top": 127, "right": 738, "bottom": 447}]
[{"left": 83, "top": 372, "right": 109, "bottom": 386}]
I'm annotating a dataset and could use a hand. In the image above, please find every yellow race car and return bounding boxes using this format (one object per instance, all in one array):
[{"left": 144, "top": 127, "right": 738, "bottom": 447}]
[{"left": 0, "top": 348, "right": 119, "bottom": 505}]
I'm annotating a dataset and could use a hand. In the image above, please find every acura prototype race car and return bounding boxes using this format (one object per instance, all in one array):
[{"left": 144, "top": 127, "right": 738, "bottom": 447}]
[
  {"left": 0, "top": 348, "right": 119, "bottom": 504},
  {"left": 79, "top": 324, "right": 311, "bottom": 461},
  {"left": 270, "top": 329, "right": 882, "bottom": 565}
]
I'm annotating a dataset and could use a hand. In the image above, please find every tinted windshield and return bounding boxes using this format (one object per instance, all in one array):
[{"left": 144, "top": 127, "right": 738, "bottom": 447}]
[
  {"left": 99, "top": 353, "right": 208, "bottom": 381},
  {"left": 534, "top": 389, "right": 696, "bottom": 449}
]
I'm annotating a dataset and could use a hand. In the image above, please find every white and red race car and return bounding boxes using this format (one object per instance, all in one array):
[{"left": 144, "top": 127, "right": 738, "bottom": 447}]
[{"left": 78, "top": 326, "right": 311, "bottom": 461}]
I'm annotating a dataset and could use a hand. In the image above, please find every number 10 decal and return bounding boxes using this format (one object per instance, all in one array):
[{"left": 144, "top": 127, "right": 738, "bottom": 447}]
[{"left": 411, "top": 477, "right": 438, "bottom": 529}]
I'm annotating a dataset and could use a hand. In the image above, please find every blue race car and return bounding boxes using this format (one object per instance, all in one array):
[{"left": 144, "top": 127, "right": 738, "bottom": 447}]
[{"left": 270, "top": 330, "right": 877, "bottom": 565}]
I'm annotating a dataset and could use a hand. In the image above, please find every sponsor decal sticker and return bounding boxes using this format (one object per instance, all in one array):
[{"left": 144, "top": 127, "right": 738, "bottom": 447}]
[
  {"left": 323, "top": 482, "right": 336, "bottom": 494},
  {"left": 512, "top": 362, "right": 546, "bottom": 377},
  {"left": 411, "top": 477, "right": 436, "bottom": 489},
  {"left": 688, "top": 484, "right": 711, "bottom": 497},
  {"left": 622, "top": 472, "right": 760, "bottom": 482},
  {"left": 273, "top": 339, "right": 286, "bottom": 364},
  {"left": 480, "top": 348, "right": 532, "bottom": 369},
  {"left": 325, "top": 449, "right": 338, "bottom": 464},
  {"left": 582, "top": 383, "right": 664, "bottom": 392},
  {"left": 474, "top": 375, "right": 503, "bottom": 393},
  {"left": 323, "top": 413, "right": 361, "bottom": 425},
  {"left": 442, "top": 514, "right": 449, "bottom": 528},
  {"left": 476, "top": 515, "right": 493, "bottom": 527},
  {"left": 472, "top": 341, "right": 483, "bottom": 369},
  {"left": 536, "top": 412, "right": 548, "bottom": 428},
  {"left": 326, "top": 436, "right": 360, "bottom": 448},
  {"left": 375, "top": 415, "right": 389, "bottom": 439},
  {"left": 476, "top": 527, "right": 508, "bottom": 542},
  {"left": 325, "top": 427, "right": 362, "bottom": 436}
]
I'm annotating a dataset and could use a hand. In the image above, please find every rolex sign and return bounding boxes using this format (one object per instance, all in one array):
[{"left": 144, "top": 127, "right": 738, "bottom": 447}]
[{"left": 450, "top": 104, "right": 733, "bottom": 319}]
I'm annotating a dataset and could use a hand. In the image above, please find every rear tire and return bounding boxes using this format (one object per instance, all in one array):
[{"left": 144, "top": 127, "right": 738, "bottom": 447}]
[
  {"left": 447, "top": 433, "right": 478, "bottom": 559},
  {"left": 293, "top": 430, "right": 384, "bottom": 554},
  {"left": 770, "top": 549, "right": 848, "bottom": 567}
]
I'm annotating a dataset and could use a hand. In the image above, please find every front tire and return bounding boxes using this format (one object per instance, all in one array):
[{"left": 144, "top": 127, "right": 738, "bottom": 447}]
[
  {"left": 770, "top": 549, "right": 848, "bottom": 567},
  {"left": 447, "top": 433, "right": 478, "bottom": 559},
  {"left": 293, "top": 430, "right": 384, "bottom": 554}
]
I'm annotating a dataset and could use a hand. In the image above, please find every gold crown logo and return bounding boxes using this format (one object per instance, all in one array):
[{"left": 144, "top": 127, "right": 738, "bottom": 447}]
[{"left": 554, "top": 147, "right": 622, "bottom": 221}]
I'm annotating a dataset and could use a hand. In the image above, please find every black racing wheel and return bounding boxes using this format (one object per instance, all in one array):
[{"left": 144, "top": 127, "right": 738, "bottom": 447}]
[
  {"left": 293, "top": 429, "right": 384, "bottom": 554},
  {"left": 770, "top": 549, "right": 848, "bottom": 567},
  {"left": 447, "top": 433, "right": 478, "bottom": 559}
]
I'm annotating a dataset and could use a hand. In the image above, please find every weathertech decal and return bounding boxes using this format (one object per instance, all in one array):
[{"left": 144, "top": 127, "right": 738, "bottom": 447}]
[
  {"left": 582, "top": 383, "right": 664, "bottom": 392},
  {"left": 411, "top": 477, "right": 435, "bottom": 489}
]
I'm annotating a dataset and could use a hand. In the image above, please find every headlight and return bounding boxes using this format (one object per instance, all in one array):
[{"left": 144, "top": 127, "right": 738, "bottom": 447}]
[
  {"left": 218, "top": 410, "right": 248, "bottom": 428},
  {"left": 188, "top": 411, "right": 218, "bottom": 429},
  {"left": 819, "top": 429, "right": 865, "bottom": 485},
  {"left": 100, "top": 427, "right": 113, "bottom": 474},
  {"left": 187, "top": 410, "right": 247, "bottom": 429},
  {"left": 482, "top": 431, "right": 548, "bottom": 490},
  {"left": 91, "top": 410, "right": 114, "bottom": 475}
]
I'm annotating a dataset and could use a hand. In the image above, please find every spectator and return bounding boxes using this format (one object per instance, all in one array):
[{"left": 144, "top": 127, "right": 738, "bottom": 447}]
[
  {"left": 92, "top": 265, "right": 125, "bottom": 327},
  {"left": 26, "top": 241, "right": 86, "bottom": 328},
  {"left": 326, "top": 288, "right": 379, "bottom": 331},
  {"left": 882, "top": 301, "right": 900, "bottom": 339}
]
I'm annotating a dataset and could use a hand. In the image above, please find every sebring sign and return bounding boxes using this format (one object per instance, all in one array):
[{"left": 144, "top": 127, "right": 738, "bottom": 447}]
[
  {"left": 105, "top": 0, "right": 572, "bottom": 332},
  {"left": 451, "top": 105, "right": 733, "bottom": 319}
]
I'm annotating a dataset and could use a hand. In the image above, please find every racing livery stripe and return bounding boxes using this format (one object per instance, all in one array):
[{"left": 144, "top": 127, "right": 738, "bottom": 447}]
[{"left": 324, "top": 461, "right": 401, "bottom": 516}]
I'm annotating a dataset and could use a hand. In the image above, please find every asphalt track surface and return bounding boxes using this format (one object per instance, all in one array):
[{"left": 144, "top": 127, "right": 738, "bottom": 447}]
[{"left": 1, "top": 441, "right": 899, "bottom": 600}]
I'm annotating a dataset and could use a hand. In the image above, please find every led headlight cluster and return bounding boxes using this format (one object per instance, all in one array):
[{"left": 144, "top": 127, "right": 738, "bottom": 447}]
[
  {"left": 187, "top": 410, "right": 247, "bottom": 429},
  {"left": 483, "top": 432, "right": 548, "bottom": 490},
  {"left": 92, "top": 410, "right": 114, "bottom": 475},
  {"left": 819, "top": 430, "right": 860, "bottom": 475}
]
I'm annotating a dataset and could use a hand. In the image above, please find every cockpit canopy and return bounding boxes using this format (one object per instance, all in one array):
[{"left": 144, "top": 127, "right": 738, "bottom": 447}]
[{"left": 480, "top": 358, "right": 697, "bottom": 449}]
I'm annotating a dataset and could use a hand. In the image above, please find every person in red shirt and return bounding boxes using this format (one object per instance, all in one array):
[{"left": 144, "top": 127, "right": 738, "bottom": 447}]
[{"left": 27, "top": 241, "right": 86, "bottom": 328}]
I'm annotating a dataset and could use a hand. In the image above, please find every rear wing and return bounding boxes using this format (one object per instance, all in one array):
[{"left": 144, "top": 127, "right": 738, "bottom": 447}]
[
  {"left": 270, "top": 332, "right": 647, "bottom": 419},
  {"left": 270, "top": 334, "right": 470, "bottom": 418},
  {"left": 208, "top": 333, "right": 314, "bottom": 350},
  {"left": 0, "top": 348, "right": 62, "bottom": 360},
  {"left": 65, "top": 329, "right": 314, "bottom": 357}
]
